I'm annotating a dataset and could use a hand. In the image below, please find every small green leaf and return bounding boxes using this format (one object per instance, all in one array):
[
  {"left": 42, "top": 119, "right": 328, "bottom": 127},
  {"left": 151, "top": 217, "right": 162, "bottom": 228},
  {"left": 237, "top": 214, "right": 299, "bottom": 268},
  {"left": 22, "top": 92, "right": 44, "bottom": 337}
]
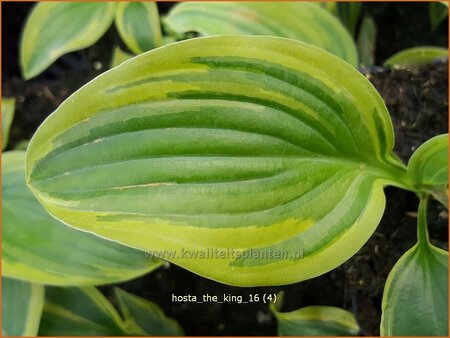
[
  {"left": 20, "top": 2, "right": 117, "bottom": 79},
  {"left": 114, "top": 288, "right": 184, "bottom": 336},
  {"left": 271, "top": 304, "right": 359, "bottom": 336},
  {"left": 26, "top": 36, "right": 409, "bottom": 286},
  {"left": 110, "top": 46, "right": 133, "bottom": 68},
  {"left": 115, "top": 2, "right": 163, "bottom": 55},
  {"left": 3, "top": 151, "right": 162, "bottom": 285},
  {"left": 384, "top": 46, "right": 448, "bottom": 69},
  {"left": 357, "top": 16, "right": 377, "bottom": 67},
  {"left": 408, "top": 134, "right": 448, "bottom": 188},
  {"left": 39, "top": 287, "right": 128, "bottom": 336},
  {"left": 2, "top": 277, "right": 44, "bottom": 336},
  {"left": 2, "top": 98, "right": 15, "bottom": 150},
  {"left": 381, "top": 197, "right": 448, "bottom": 336},
  {"left": 165, "top": 2, "right": 358, "bottom": 66},
  {"left": 429, "top": 2, "right": 448, "bottom": 31}
]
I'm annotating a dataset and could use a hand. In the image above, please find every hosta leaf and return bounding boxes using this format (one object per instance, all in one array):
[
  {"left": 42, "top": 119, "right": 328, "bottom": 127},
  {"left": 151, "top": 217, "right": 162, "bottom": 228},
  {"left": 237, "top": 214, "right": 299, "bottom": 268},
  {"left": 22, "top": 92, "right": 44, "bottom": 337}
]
[
  {"left": 114, "top": 288, "right": 184, "bottom": 336},
  {"left": 2, "top": 277, "right": 44, "bottom": 336},
  {"left": 381, "top": 197, "right": 448, "bottom": 336},
  {"left": 20, "top": 2, "right": 117, "bottom": 80},
  {"left": 110, "top": 46, "right": 133, "bottom": 68},
  {"left": 384, "top": 46, "right": 448, "bottom": 69},
  {"left": 3, "top": 151, "right": 162, "bottom": 285},
  {"left": 271, "top": 304, "right": 359, "bottom": 336},
  {"left": 2, "top": 98, "right": 15, "bottom": 150},
  {"left": 39, "top": 287, "right": 128, "bottom": 336},
  {"left": 115, "top": 2, "right": 163, "bottom": 55},
  {"left": 26, "top": 36, "right": 409, "bottom": 286},
  {"left": 165, "top": 2, "right": 358, "bottom": 66},
  {"left": 408, "top": 133, "right": 448, "bottom": 187}
]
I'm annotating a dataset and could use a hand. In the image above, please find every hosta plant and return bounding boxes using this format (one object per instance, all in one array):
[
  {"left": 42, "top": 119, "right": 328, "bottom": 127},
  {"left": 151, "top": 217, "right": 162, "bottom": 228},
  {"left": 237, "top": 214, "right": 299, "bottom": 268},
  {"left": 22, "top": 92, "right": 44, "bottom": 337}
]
[
  {"left": 20, "top": 2, "right": 162, "bottom": 79},
  {"left": 5, "top": 1, "right": 448, "bottom": 333},
  {"left": 20, "top": 1, "right": 358, "bottom": 79},
  {"left": 26, "top": 35, "right": 408, "bottom": 286}
]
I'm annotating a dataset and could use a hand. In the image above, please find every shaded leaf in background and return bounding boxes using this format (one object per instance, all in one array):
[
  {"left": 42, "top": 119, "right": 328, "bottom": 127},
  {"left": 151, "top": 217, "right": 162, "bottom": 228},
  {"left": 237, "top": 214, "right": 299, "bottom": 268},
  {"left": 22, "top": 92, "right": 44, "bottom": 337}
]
[
  {"left": 115, "top": 288, "right": 184, "bottom": 336},
  {"left": 110, "top": 46, "right": 133, "bottom": 68},
  {"left": 2, "top": 277, "right": 44, "bottom": 337},
  {"left": 26, "top": 36, "right": 410, "bottom": 287},
  {"left": 2, "top": 98, "right": 15, "bottom": 150},
  {"left": 384, "top": 46, "right": 448, "bottom": 69},
  {"left": 3, "top": 151, "right": 162, "bottom": 285},
  {"left": 429, "top": 1, "right": 449, "bottom": 31},
  {"left": 20, "top": 2, "right": 117, "bottom": 79},
  {"left": 380, "top": 197, "right": 448, "bottom": 336},
  {"left": 271, "top": 304, "right": 359, "bottom": 336},
  {"left": 164, "top": 2, "right": 358, "bottom": 66},
  {"left": 335, "top": 2, "right": 362, "bottom": 37},
  {"left": 115, "top": 2, "right": 163, "bottom": 55},
  {"left": 39, "top": 287, "right": 128, "bottom": 336},
  {"left": 357, "top": 16, "right": 377, "bottom": 67},
  {"left": 38, "top": 287, "right": 183, "bottom": 336}
]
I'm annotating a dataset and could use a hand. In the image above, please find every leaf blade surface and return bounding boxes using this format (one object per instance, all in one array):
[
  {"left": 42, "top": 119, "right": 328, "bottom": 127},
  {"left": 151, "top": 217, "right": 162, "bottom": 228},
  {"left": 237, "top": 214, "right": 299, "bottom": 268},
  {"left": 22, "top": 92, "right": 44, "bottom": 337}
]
[
  {"left": 20, "top": 2, "right": 117, "bottom": 79},
  {"left": 26, "top": 36, "right": 408, "bottom": 286},
  {"left": 3, "top": 151, "right": 162, "bottom": 285}
]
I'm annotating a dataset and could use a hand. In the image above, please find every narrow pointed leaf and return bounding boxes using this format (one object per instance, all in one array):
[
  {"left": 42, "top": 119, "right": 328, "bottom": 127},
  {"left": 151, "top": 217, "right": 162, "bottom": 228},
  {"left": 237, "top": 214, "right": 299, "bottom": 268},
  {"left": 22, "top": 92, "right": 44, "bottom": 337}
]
[
  {"left": 26, "top": 36, "right": 409, "bottom": 286},
  {"left": 2, "top": 98, "right": 15, "bottom": 150},
  {"left": 408, "top": 133, "right": 448, "bottom": 187},
  {"left": 20, "top": 2, "right": 117, "bottom": 79},
  {"left": 39, "top": 287, "right": 129, "bottom": 336},
  {"left": 165, "top": 2, "right": 358, "bottom": 66},
  {"left": 2, "top": 277, "right": 44, "bottom": 336},
  {"left": 114, "top": 288, "right": 184, "bottom": 336},
  {"left": 271, "top": 305, "right": 359, "bottom": 336},
  {"left": 3, "top": 151, "right": 162, "bottom": 285},
  {"left": 115, "top": 2, "right": 163, "bottom": 55},
  {"left": 384, "top": 46, "right": 448, "bottom": 69}
]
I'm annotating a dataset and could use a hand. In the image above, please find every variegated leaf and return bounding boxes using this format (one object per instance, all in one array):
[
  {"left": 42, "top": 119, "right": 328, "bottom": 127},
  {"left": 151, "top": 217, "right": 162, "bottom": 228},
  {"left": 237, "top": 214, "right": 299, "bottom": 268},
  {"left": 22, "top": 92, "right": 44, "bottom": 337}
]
[
  {"left": 115, "top": 2, "right": 163, "bottom": 55},
  {"left": 165, "top": 2, "right": 358, "bottom": 66},
  {"left": 20, "top": 2, "right": 117, "bottom": 79},
  {"left": 26, "top": 36, "right": 409, "bottom": 286},
  {"left": 3, "top": 151, "right": 162, "bottom": 285}
]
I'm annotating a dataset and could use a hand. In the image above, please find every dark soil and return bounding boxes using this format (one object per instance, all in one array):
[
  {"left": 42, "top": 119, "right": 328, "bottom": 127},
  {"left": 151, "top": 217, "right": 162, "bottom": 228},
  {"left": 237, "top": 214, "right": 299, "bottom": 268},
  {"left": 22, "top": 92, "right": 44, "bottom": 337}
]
[{"left": 2, "top": 2, "right": 448, "bottom": 336}]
